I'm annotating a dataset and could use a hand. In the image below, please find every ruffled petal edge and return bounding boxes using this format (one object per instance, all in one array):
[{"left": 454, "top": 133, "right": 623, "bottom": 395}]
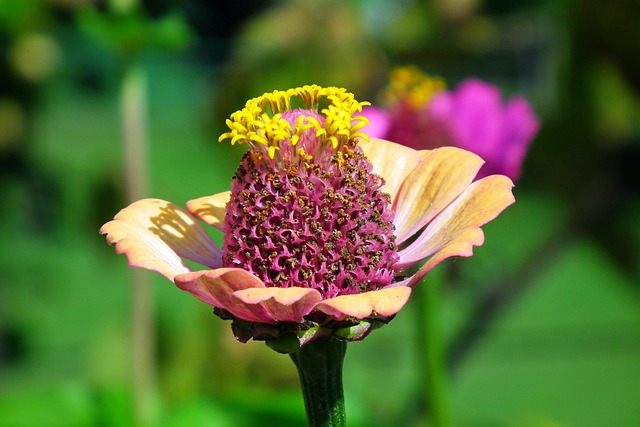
[
  {"left": 315, "top": 287, "right": 412, "bottom": 321},
  {"left": 234, "top": 287, "right": 323, "bottom": 323},
  {"left": 100, "top": 198, "right": 222, "bottom": 281}
]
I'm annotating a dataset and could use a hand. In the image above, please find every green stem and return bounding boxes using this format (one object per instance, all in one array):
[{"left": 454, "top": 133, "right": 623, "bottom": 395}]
[
  {"left": 289, "top": 338, "right": 347, "bottom": 427},
  {"left": 421, "top": 269, "right": 451, "bottom": 427}
]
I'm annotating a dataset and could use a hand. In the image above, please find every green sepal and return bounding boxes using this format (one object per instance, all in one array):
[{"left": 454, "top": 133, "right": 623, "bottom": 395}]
[
  {"left": 266, "top": 324, "right": 333, "bottom": 354},
  {"left": 334, "top": 319, "right": 385, "bottom": 341},
  {"left": 265, "top": 332, "right": 301, "bottom": 354}
]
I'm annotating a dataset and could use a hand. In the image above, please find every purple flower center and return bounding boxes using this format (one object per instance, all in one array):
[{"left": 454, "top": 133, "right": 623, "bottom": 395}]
[{"left": 222, "top": 109, "right": 399, "bottom": 299}]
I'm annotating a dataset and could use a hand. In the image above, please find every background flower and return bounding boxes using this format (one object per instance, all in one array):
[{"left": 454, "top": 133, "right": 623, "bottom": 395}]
[
  {"left": 428, "top": 79, "right": 539, "bottom": 180},
  {"left": 362, "top": 68, "right": 539, "bottom": 181}
]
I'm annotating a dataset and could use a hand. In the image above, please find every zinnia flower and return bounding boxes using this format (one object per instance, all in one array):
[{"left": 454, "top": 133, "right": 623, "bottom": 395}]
[
  {"left": 100, "top": 85, "right": 514, "bottom": 351},
  {"left": 362, "top": 66, "right": 539, "bottom": 181}
]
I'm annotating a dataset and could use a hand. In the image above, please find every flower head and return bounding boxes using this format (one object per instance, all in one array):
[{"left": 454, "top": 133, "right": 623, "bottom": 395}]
[
  {"left": 101, "top": 85, "right": 515, "bottom": 351},
  {"left": 362, "top": 66, "right": 451, "bottom": 151},
  {"left": 428, "top": 79, "right": 539, "bottom": 180},
  {"left": 362, "top": 67, "right": 539, "bottom": 181}
]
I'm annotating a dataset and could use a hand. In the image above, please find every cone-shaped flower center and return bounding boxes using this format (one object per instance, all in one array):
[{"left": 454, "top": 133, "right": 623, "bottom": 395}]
[{"left": 220, "top": 86, "right": 399, "bottom": 299}]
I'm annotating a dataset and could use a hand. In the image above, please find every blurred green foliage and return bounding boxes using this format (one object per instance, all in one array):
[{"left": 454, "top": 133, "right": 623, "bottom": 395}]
[
  {"left": 76, "top": 4, "right": 191, "bottom": 58},
  {"left": 1, "top": 0, "right": 639, "bottom": 426}
]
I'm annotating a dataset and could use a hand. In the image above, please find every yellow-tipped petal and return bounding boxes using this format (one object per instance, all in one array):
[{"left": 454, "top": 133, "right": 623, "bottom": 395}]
[
  {"left": 186, "top": 191, "right": 231, "bottom": 230},
  {"left": 400, "top": 175, "right": 515, "bottom": 285},
  {"left": 315, "top": 287, "right": 412, "bottom": 321},
  {"left": 358, "top": 137, "right": 424, "bottom": 199},
  {"left": 100, "top": 199, "right": 222, "bottom": 281},
  {"left": 392, "top": 147, "right": 484, "bottom": 244},
  {"left": 233, "top": 287, "right": 322, "bottom": 323}
]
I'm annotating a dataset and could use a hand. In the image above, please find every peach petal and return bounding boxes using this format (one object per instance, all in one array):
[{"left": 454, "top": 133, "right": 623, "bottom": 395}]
[
  {"left": 186, "top": 191, "right": 231, "bottom": 231},
  {"left": 174, "top": 268, "right": 276, "bottom": 323},
  {"left": 315, "top": 287, "right": 412, "bottom": 321},
  {"left": 358, "top": 137, "right": 424, "bottom": 199},
  {"left": 399, "top": 175, "right": 515, "bottom": 286},
  {"left": 233, "top": 287, "right": 323, "bottom": 323},
  {"left": 393, "top": 147, "right": 484, "bottom": 244},
  {"left": 100, "top": 199, "right": 222, "bottom": 281}
]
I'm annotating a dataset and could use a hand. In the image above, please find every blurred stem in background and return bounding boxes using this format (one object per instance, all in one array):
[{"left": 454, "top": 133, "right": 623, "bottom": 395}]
[
  {"left": 112, "top": 0, "right": 154, "bottom": 425},
  {"left": 76, "top": 0, "right": 191, "bottom": 422},
  {"left": 119, "top": 61, "right": 154, "bottom": 427},
  {"left": 419, "top": 268, "right": 451, "bottom": 427}
]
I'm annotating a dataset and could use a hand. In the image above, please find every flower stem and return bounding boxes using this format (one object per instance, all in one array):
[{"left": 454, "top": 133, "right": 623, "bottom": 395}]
[{"left": 289, "top": 338, "right": 347, "bottom": 427}]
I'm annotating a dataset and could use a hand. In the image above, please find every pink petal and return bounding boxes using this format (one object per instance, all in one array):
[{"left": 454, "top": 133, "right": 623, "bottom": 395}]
[
  {"left": 100, "top": 199, "right": 222, "bottom": 281},
  {"left": 315, "top": 287, "right": 412, "bottom": 321},
  {"left": 360, "top": 106, "right": 391, "bottom": 139},
  {"left": 427, "top": 91, "right": 453, "bottom": 117},
  {"left": 358, "top": 137, "right": 424, "bottom": 199},
  {"left": 174, "top": 268, "right": 276, "bottom": 324},
  {"left": 398, "top": 175, "right": 515, "bottom": 285},
  {"left": 186, "top": 191, "right": 231, "bottom": 231},
  {"left": 429, "top": 79, "right": 539, "bottom": 181},
  {"left": 233, "top": 287, "right": 322, "bottom": 323},
  {"left": 393, "top": 147, "right": 484, "bottom": 244},
  {"left": 498, "top": 96, "right": 540, "bottom": 180},
  {"left": 448, "top": 79, "right": 503, "bottom": 158}
]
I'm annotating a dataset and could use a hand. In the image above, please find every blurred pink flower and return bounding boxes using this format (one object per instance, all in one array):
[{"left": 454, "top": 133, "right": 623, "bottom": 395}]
[
  {"left": 101, "top": 85, "right": 514, "bottom": 348},
  {"left": 362, "top": 68, "right": 539, "bottom": 181},
  {"left": 429, "top": 79, "right": 539, "bottom": 180}
]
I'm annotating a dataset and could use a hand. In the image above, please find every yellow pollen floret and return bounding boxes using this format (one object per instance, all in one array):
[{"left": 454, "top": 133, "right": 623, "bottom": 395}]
[
  {"left": 297, "top": 147, "right": 313, "bottom": 163},
  {"left": 380, "top": 66, "right": 446, "bottom": 110},
  {"left": 219, "top": 85, "right": 371, "bottom": 159}
]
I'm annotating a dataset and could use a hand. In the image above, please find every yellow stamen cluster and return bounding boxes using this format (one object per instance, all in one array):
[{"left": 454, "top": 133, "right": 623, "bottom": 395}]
[
  {"left": 380, "top": 66, "right": 446, "bottom": 110},
  {"left": 219, "top": 85, "right": 371, "bottom": 159}
]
